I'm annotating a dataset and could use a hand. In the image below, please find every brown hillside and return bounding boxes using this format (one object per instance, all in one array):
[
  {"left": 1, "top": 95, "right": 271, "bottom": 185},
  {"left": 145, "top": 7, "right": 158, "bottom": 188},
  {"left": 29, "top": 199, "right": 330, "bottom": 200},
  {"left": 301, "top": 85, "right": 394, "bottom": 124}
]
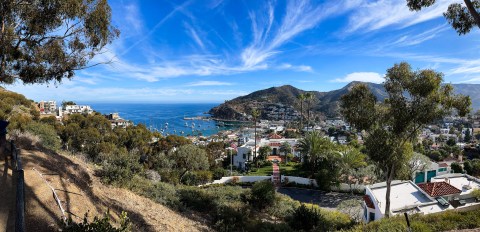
[{"left": 4, "top": 149, "right": 210, "bottom": 232}]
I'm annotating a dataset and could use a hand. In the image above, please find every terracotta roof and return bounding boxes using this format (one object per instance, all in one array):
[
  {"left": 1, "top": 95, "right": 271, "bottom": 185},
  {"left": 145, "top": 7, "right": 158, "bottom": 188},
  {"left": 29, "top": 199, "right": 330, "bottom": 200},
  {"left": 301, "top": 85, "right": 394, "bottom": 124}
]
[
  {"left": 269, "top": 142, "right": 281, "bottom": 147},
  {"left": 439, "top": 163, "right": 449, "bottom": 168},
  {"left": 418, "top": 181, "right": 461, "bottom": 197},
  {"left": 269, "top": 133, "right": 284, "bottom": 139},
  {"left": 363, "top": 195, "right": 375, "bottom": 209}
]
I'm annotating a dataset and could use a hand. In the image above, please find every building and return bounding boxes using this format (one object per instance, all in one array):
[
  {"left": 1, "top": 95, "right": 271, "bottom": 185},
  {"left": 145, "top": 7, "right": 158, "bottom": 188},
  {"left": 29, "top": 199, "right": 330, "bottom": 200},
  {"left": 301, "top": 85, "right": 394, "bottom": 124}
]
[
  {"left": 363, "top": 175, "right": 480, "bottom": 223},
  {"left": 414, "top": 162, "right": 451, "bottom": 184},
  {"left": 232, "top": 137, "right": 300, "bottom": 170},
  {"left": 38, "top": 100, "right": 57, "bottom": 114},
  {"left": 63, "top": 105, "right": 93, "bottom": 114}
]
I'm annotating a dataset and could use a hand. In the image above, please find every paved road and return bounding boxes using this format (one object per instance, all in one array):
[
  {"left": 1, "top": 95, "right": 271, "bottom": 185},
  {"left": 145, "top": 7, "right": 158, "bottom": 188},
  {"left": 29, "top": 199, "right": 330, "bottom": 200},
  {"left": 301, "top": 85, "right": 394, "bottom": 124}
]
[{"left": 278, "top": 187, "right": 362, "bottom": 209}]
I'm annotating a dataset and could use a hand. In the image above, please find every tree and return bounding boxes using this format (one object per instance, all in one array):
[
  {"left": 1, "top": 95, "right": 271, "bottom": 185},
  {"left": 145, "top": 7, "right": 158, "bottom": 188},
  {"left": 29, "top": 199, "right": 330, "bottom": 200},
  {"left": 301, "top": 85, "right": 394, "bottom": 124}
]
[
  {"left": 258, "top": 145, "right": 272, "bottom": 161},
  {"left": 465, "top": 128, "right": 472, "bottom": 142},
  {"left": 451, "top": 162, "right": 464, "bottom": 173},
  {"left": 407, "top": 0, "right": 480, "bottom": 35},
  {"left": 169, "top": 144, "right": 210, "bottom": 180},
  {"left": 447, "top": 137, "right": 457, "bottom": 146},
  {"left": 0, "top": 0, "right": 119, "bottom": 84},
  {"left": 298, "top": 131, "right": 336, "bottom": 176},
  {"left": 297, "top": 93, "right": 306, "bottom": 129},
  {"left": 340, "top": 62, "right": 470, "bottom": 218},
  {"left": 337, "top": 146, "right": 367, "bottom": 193},
  {"left": 305, "top": 92, "right": 315, "bottom": 130},
  {"left": 404, "top": 152, "right": 431, "bottom": 180},
  {"left": 279, "top": 141, "right": 292, "bottom": 159}
]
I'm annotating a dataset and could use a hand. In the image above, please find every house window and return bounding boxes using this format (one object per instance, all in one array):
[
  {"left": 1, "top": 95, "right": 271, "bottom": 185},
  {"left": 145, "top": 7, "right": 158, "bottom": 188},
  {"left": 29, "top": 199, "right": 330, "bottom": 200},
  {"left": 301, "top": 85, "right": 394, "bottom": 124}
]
[
  {"left": 438, "top": 168, "right": 447, "bottom": 172},
  {"left": 243, "top": 153, "right": 246, "bottom": 159},
  {"left": 369, "top": 212, "right": 375, "bottom": 222}
]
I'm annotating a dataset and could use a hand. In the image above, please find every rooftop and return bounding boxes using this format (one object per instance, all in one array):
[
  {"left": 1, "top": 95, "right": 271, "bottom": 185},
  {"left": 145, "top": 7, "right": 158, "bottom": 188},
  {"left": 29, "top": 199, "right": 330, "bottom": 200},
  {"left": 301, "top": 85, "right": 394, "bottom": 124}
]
[
  {"left": 418, "top": 182, "right": 462, "bottom": 197},
  {"left": 369, "top": 181, "right": 434, "bottom": 215},
  {"left": 432, "top": 174, "right": 480, "bottom": 195}
]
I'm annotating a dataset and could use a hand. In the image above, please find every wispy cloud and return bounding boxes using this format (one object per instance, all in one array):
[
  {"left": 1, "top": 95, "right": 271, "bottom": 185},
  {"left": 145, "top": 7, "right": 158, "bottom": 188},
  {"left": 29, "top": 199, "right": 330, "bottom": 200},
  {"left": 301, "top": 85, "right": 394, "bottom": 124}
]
[
  {"left": 391, "top": 24, "right": 449, "bottom": 47},
  {"left": 184, "top": 22, "right": 206, "bottom": 50},
  {"left": 187, "top": 81, "right": 233, "bottom": 86},
  {"left": 332, "top": 72, "right": 384, "bottom": 83},
  {"left": 345, "top": 0, "right": 452, "bottom": 34},
  {"left": 277, "top": 63, "right": 313, "bottom": 72}
]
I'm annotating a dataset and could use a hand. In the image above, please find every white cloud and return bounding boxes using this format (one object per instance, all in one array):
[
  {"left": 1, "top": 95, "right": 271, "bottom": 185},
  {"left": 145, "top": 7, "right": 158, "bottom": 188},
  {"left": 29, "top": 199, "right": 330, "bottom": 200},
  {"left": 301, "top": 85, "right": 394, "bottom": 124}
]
[
  {"left": 391, "top": 24, "right": 449, "bottom": 47},
  {"left": 187, "top": 81, "right": 233, "bottom": 86},
  {"left": 332, "top": 72, "right": 384, "bottom": 83},
  {"left": 345, "top": 0, "right": 455, "bottom": 33},
  {"left": 184, "top": 22, "right": 206, "bottom": 50},
  {"left": 277, "top": 63, "right": 313, "bottom": 72}
]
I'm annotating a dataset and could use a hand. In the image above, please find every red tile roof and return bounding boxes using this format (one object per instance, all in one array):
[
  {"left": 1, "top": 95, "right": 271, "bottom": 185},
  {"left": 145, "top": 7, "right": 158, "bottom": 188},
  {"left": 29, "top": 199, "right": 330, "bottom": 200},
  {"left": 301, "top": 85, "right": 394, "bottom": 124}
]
[
  {"left": 438, "top": 163, "right": 449, "bottom": 168},
  {"left": 363, "top": 195, "right": 375, "bottom": 209},
  {"left": 418, "top": 182, "right": 461, "bottom": 197},
  {"left": 269, "top": 133, "right": 284, "bottom": 139}
]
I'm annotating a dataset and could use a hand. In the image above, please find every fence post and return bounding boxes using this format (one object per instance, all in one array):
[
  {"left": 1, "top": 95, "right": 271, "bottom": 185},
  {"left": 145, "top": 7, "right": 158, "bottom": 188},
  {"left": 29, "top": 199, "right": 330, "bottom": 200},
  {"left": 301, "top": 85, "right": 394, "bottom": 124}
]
[{"left": 15, "top": 169, "right": 25, "bottom": 232}]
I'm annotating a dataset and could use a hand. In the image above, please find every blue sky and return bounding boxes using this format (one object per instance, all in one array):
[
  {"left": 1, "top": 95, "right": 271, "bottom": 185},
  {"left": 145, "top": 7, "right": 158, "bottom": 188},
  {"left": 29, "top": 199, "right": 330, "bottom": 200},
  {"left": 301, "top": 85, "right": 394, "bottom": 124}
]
[{"left": 6, "top": 0, "right": 480, "bottom": 103}]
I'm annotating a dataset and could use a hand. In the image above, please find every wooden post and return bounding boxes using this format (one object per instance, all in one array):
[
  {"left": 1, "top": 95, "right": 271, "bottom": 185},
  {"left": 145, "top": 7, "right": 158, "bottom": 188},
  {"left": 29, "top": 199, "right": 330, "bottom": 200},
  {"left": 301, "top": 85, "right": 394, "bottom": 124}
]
[{"left": 0, "top": 120, "right": 8, "bottom": 157}]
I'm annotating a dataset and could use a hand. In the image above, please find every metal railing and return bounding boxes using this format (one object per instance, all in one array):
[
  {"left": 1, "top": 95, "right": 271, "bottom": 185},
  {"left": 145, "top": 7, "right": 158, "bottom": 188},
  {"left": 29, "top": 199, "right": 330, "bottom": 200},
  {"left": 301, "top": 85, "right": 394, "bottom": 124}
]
[{"left": 10, "top": 140, "right": 25, "bottom": 232}]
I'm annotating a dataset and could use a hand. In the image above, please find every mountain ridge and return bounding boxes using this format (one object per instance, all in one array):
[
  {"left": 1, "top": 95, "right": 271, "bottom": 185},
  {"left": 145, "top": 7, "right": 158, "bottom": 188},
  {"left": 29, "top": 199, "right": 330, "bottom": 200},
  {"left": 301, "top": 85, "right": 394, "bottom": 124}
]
[{"left": 209, "top": 82, "right": 480, "bottom": 120}]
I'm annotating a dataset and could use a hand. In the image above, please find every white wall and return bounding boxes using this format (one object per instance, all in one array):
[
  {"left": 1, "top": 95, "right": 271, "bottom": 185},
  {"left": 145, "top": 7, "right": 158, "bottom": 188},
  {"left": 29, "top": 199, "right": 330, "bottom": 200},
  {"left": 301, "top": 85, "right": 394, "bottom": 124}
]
[
  {"left": 211, "top": 176, "right": 272, "bottom": 184},
  {"left": 330, "top": 183, "right": 365, "bottom": 192},
  {"left": 281, "top": 176, "right": 318, "bottom": 187}
]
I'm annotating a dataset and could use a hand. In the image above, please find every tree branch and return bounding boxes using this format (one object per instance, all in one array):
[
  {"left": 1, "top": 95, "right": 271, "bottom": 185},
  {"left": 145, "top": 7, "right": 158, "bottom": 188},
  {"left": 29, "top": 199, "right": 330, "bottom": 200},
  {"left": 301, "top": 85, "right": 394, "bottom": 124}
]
[{"left": 464, "top": 0, "right": 480, "bottom": 28}]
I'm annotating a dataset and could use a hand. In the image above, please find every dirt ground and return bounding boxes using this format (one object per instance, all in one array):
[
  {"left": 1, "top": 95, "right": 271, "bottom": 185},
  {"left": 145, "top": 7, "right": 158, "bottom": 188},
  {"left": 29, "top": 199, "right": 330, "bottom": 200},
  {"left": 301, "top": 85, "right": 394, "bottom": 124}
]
[{"left": 3, "top": 149, "right": 210, "bottom": 232}]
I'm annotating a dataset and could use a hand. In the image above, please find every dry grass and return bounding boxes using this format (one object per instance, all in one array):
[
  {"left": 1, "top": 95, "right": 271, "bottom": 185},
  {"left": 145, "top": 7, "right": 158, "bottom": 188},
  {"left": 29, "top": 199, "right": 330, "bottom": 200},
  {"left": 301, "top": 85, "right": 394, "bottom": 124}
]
[{"left": 19, "top": 149, "right": 211, "bottom": 232}]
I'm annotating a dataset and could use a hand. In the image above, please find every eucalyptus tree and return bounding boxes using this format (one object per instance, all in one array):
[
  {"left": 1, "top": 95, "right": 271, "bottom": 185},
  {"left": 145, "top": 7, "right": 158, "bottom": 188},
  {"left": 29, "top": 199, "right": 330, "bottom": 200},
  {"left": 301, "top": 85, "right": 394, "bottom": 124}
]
[
  {"left": 0, "top": 0, "right": 119, "bottom": 84},
  {"left": 407, "top": 0, "right": 480, "bottom": 35},
  {"left": 340, "top": 62, "right": 470, "bottom": 217}
]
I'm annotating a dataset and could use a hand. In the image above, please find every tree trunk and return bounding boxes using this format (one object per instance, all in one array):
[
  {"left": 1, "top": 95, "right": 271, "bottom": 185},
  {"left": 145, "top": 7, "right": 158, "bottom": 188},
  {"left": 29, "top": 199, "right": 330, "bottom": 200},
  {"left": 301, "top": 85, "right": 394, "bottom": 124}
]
[
  {"left": 300, "top": 102, "right": 303, "bottom": 130},
  {"left": 464, "top": 0, "right": 480, "bottom": 29},
  {"left": 384, "top": 165, "right": 395, "bottom": 218}
]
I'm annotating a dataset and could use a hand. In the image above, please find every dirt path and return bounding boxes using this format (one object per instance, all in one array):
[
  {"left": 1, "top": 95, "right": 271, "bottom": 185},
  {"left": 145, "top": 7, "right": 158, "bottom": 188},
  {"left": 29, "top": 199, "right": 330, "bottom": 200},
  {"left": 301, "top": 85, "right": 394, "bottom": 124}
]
[
  {"left": 272, "top": 163, "right": 280, "bottom": 188},
  {"left": 17, "top": 149, "right": 210, "bottom": 231}
]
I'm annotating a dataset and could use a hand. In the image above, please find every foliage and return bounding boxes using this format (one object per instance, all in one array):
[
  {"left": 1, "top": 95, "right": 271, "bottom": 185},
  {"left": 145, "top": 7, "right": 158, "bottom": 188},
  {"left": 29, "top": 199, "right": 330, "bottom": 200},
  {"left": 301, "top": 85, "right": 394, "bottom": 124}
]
[
  {"left": 340, "top": 62, "right": 470, "bottom": 217},
  {"left": 25, "top": 121, "right": 61, "bottom": 151},
  {"left": 258, "top": 145, "right": 272, "bottom": 161},
  {"left": 100, "top": 151, "right": 143, "bottom": 186},
  {"left": 463, "top": 159, "right": 480, "bottom": 176},
  {"left": 407, "top": 0, "right": 480, "bottom": 35},
  {"left": 348, "top": 208, "right": 480, "bottom": 232},
  {"left": 337, "top": 199, "right": 363, "bottom": 223},
  {"left": 248, "top": 181, "right": 276, "bottom": 210},
  {"left": 287, "top": 204, "right": 353, "bottom": 232},
  {"left": 0, "top": 0, "right": 119, "bottom": 84},
  {"left": 181, "top": 170, "right": 213, "bottom": 186},
  {"left": 451, "top": 162, "right": 464, "bottom": 173},
  {"left": 62, "top": 210, "right": 131, "bottom": 232}
]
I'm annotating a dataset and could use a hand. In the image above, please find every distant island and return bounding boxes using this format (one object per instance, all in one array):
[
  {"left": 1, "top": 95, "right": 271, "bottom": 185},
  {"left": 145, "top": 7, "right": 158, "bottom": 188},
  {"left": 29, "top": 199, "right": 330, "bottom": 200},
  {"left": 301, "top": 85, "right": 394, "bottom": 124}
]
[{"left": 209, "top": 81, "right": 480, "bottom": 120}]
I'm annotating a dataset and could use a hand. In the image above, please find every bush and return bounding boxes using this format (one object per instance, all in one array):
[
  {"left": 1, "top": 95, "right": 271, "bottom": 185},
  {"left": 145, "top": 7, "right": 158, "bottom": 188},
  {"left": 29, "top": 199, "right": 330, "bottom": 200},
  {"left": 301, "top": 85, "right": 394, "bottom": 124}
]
[
  {"left": 177, "top": 188, "right": 215, "bottom": 212},
  {"left": 213, "top": 204, "right": 250, "bottom": 232},
  {"left": 62, "top": 210, "right": 131, "bottom": 232},
  {"left": 213, "top": 167, "right": 227, "bottom": 180},
  {"left": 100, "top": 152, "right": 143, "bottom": 186},
  {"left": 249, "top": 181, "right": 275, "bottom": 210},
  {"left": 287, "top": 204, "right": 321, "bottom": 231},
  {"left": 25, "top": 122, "right": 61, "bottom": 151}
]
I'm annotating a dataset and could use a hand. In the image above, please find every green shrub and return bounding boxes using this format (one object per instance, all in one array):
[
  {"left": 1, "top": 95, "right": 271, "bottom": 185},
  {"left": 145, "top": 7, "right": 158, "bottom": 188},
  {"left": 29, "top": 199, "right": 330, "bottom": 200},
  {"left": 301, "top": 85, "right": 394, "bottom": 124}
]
[
  {"left": 213, "top": 204, "right": 250, "bottom": 232},
  {"left": 213, "top": 167, "right": 227, "bottom": 180},
  {"left": 249, "top": 181, "right": 275, "bottom": 210},
  {"left": 287, "top": 204, "right": 321, "bottom": 231},
  {"left": 62, "top": 210, "right": 131, "bottom": 232},
  {"left": 177, "top": 188, "right": 215, "bottom": 212},
  {"left": 100, "top": 152, "right": 143, "bottom": 186},
  {"left": 25, "top": 121, "right": 61, "bottom": 151}
]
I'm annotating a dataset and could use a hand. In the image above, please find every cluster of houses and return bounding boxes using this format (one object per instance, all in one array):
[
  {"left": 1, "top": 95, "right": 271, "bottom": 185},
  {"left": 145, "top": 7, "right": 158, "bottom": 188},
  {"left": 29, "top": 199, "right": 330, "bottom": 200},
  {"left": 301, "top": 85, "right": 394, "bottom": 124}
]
[{"left": 37, "top": 100, "right": 131, "bottom": 129}]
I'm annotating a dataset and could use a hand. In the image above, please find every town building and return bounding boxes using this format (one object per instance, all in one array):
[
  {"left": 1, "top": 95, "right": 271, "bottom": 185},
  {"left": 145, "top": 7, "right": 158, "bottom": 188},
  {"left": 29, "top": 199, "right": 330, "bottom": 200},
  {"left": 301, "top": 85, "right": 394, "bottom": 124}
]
[
  {"left": 63, "top": 105, "right": 93, "bottom": 115},
  {"left": 38, "top": 100, "right": 57, "bottom": 114}
]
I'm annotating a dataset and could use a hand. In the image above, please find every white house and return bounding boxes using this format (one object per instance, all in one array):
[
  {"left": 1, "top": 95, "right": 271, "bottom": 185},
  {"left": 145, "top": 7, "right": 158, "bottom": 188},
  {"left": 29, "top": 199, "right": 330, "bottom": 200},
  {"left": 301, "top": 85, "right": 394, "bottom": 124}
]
[
  {"left": 64, "top": 105, "right": 93, "bottom": 114},
  {"left": 363, "top": 176, "right": 480, "bottom": 223},
  {"left": 414, "top": 162, "right": 451, "bottom": 184}
]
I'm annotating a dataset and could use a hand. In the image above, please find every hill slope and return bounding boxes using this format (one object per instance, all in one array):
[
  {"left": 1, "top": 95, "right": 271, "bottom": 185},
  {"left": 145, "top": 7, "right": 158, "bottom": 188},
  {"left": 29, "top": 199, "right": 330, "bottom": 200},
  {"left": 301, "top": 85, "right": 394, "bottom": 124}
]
[
  {"left": 209, "top": 82, "right": 480, "bottom": 120},
  {"left": 5, "top": 149, "right": 209, "bottom": 232}
]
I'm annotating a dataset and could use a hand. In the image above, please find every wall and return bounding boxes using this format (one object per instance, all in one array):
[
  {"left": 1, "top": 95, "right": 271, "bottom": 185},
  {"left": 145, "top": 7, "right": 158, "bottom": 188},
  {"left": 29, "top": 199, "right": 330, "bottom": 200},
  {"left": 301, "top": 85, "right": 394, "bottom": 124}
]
[
  {"left": 211, "top": 176, "right": 272, "bottom": 184},
  {"left": 330, "top": 183, "right": 366, "bottom": 193},
  {"left": 281, "top": 176, "right": 318, "bottom": 187}
]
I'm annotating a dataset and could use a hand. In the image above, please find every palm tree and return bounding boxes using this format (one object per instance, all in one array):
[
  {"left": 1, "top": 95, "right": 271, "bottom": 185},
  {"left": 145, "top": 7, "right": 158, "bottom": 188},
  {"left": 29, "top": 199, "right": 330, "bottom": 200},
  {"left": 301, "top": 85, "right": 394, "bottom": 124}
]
[
  {"left": 298, "top": 131, "right": 335, "bottom": 177},
  {"left": 304, "top": 92, "right": 314, "bottom": 131},
  {"left": 280, "top": 142, "right": 292, "bottom": 163},
  {"left": 297, "top": 93, "right": 306, "bottom": 130},
  {"left": 251, "top": 108, "right": 261, "bottom": 166}
]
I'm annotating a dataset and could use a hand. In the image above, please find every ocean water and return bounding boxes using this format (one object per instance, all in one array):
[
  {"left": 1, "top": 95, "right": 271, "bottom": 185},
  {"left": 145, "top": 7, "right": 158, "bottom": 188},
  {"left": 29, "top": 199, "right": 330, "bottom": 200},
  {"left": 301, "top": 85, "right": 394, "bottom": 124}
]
[{"left": 86, "top": 103, "right": 239, "bottom": 137}]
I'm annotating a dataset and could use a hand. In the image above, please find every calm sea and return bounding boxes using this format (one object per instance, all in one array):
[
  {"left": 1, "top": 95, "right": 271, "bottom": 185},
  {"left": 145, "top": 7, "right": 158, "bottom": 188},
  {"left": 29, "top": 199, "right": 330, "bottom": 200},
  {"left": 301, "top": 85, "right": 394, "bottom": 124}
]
[{"left": 85, "top": 103, "right": 237, "bottom": 137}]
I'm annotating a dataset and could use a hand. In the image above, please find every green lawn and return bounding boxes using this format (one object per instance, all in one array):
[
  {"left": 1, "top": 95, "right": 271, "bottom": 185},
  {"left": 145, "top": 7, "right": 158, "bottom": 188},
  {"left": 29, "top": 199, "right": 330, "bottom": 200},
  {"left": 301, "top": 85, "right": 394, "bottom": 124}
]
[
  {"left": 246, "top": 165, "right": 273, "bottom": 176},
  {"left": 279, "top": 163, "right": 307, "bottom": 177}
]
